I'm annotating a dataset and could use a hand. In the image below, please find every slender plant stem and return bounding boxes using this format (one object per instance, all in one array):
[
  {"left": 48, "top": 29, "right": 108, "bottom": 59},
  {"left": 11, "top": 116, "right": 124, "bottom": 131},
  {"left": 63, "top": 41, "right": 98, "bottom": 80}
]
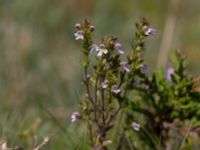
[
  {"left": 84, "top": 68, "right": 94, "bottom": 105},
  {"left": 101, "top": 78, "right": 106, "bottom": 125},
  {"left": 94, "top": 75, "right": 99, "bottom": 122}
]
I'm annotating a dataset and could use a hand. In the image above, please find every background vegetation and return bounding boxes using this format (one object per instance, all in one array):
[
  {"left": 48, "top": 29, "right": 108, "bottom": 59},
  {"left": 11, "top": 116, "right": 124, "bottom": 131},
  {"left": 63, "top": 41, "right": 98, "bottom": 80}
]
[{"left": 0, "top": 0, "right": 200, "bottom": 149}]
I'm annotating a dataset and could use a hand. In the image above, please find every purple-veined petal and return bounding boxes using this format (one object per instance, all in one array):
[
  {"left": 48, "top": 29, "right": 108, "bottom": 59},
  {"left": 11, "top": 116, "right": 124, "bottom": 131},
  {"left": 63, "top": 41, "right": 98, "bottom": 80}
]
[
  {"left": 111, "top": 85, "right": 121, "bottom": 94},
  {"left": 71, "top": 112, "right": 80, "bottom": 122},
  {"left": 120, "top": 61, "right": 130, "bottom": 72},
  {"left": 131, "top": 122, "right": 140, "bottom": 131},
  {"left": 74, "top": 30, "right": 84, "bottom": 40},
  {"left": 115, "top": 43, "right": 124, "bottom": 54}
]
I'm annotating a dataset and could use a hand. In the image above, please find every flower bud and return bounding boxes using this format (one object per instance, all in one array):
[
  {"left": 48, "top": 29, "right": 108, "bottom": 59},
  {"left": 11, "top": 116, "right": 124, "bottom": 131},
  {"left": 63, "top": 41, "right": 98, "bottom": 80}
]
[
  {"left": 89, "top": 25, "right": 95, "bottom": 31},
  {"left": 75, "top": 23, "right": 81, "bottom": 29}
]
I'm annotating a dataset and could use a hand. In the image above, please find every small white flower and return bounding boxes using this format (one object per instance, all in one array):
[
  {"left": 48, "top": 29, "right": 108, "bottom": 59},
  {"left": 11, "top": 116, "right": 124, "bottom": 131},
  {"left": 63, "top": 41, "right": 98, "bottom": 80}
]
[
  {"left": 143, "top": 25, "right": 156, "bottom": 36},
  {"left": 96, "top": 44, "right": 108, "bottom": 57},
  {"left": 102, "top": 80, "right": 108, "bottom": 89},
  {"left": 131, "top": 122, "right": 140, "bottom": 131},
  {"left": 111, "top": 85, "right": 121, "bottom": 94},
  {"left": 74, "top": 30, "right": 84, "bottom": 40},
  {"left": 90, "top": 44, "right": 98, "bottom": 53},
  {"left": 115, "top": 43, "right": 124, "bottom": 54},
  {"left": 91, "top": 43, "right": 108, "bottom": 57},
  {"left": 71, "top": 112, "right": 80, "bottom": 122},
  {"left": 120, "top": 61, "right": 130, "bottom": 72},
  {"left": 166, "top": 67, "right": 174, "bottom": 82}
]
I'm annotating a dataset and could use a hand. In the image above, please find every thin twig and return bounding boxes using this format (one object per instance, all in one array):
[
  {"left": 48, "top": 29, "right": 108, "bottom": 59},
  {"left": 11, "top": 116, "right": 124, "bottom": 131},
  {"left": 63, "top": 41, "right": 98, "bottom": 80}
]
[
  {"left": 94, "top": 75, "right": 99, "bottom": 122},
  {"left": 84, "top": 69, "right": 95, "bottom": 105}
]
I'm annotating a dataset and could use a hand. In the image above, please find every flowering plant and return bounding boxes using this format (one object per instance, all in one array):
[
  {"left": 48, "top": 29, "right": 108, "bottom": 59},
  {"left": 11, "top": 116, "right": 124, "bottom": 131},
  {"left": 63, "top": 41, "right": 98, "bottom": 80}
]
[{"left": 73, "top": 18, "right": 200, "bottom": 150}]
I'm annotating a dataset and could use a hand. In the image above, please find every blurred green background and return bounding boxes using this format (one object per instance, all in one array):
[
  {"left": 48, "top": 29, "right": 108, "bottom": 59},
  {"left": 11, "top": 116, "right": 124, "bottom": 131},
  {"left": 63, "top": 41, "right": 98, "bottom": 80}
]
[{"left": 0, "top": 0, "right": 200, "bottom": 148}]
